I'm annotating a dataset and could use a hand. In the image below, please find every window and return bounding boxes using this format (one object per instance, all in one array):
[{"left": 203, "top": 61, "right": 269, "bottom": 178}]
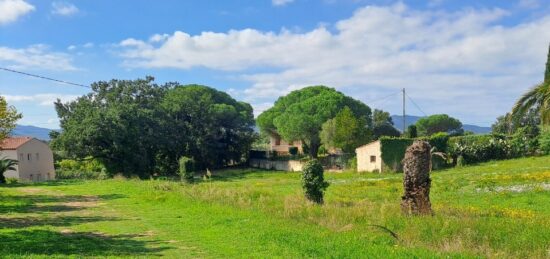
[
  {"left": 36, "top": 153, "right": 40, "bottom": 161},
  {"left": 29, "top": 174, "right": 33, "bottom": 181},
  {"left": 370, "top": 156, "right": 376, "bottom": 163},
  {"left": 19, "top": 153, "right": 24, "bottom": 161},
  {"left": 27, "top": 153, "right": 32, "bottom": 161},
  {"left": 275, "top": 137, "right": 281, "bottom": 146}
]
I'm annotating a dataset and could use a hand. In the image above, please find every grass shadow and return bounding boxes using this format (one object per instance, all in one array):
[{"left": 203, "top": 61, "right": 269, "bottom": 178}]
[
  {"left": 0, "top": 216, "right": 120, "bottom": 229},
  {"left": 0, "top": 230, "right": 169, "bottom": 257}
]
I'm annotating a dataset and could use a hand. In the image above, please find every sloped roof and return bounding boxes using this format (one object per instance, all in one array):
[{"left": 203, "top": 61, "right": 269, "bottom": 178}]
[{"left": 0, "top": 137, "right": 33, "bottom": 150}]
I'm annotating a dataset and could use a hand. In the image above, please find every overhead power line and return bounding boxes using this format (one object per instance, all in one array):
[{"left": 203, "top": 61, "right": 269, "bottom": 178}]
[
  {"left": 405, "top": 92, "right": 428, "bottom": 116},
  {"left": 0, "top": 67, "right": 90, "bottom": 89},
  {"left": 365, "top": 90, "right": 401, "bottom": 105}
]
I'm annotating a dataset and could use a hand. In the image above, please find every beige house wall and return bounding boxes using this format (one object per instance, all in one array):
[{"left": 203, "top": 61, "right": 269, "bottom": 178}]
[
  {"left": 2, "top": 139, "right": 55, "bottom": 182},
  {"left": 356, "top": 140, "right": 383, "bottom": 173},
  {"left": 249, "top": 158, "right": 304, "bottom": 172},
  {"left": 270, "top": 134, "right": 303, "bottom": 154}
]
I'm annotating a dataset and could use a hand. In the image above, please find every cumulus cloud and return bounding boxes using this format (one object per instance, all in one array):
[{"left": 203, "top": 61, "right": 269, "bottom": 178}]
[
  {"left": 272, "top": 0, "right": 294, "bottom": 6},
  {"left": 118, "top": 3, "right": 550, "bottom": 125},
  {"left": 51, "top": 2, "right": 79, "bottom": 16},
  {"left": 2, "top": 94, "right": 80, "bottom": 106},
  {"left": 0, "top": 0, "right": 34, "bottom": 25},
  {"left": 0, "top": 44, "right": 76, "bottom": 70}
]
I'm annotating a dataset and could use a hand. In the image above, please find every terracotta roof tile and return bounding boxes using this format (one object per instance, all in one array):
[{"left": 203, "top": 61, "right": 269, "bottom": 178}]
[{"left": 0, "top": 137, "right": 33, "bottom": 150}]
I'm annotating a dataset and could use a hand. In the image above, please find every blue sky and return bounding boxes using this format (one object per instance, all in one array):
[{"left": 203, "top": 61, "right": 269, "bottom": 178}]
[{"left": 1, "top": 0, "right": 550, "bottom": 129}]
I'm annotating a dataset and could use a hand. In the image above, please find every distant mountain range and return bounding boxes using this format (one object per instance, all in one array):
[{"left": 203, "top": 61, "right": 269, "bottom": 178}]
[
  {"left": 12, "top": 125, "right": 57, "bottom": 141},
  {"left": 391, "top": 115, "right": 491, "bottom": 134}
]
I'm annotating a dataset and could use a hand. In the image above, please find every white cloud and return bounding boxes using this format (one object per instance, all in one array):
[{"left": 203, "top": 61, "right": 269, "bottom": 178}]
[
  {"left": 118, "top": 3, "right": 550, "bottom": 125},
  {"left": 518, "top": 0, "right": 539, "bottom": 9},
  {"left": 2, "top": 94, "right": 79, "bottom": 106},
  {"left": 0, "top": 0, "right": 34, "bottom": 25},
  {"left": 83, "top": 42, "right": 94, "bottom": 48},
  {"left": 272, "top": 0, "right": 294, "bottom": 6},
  {"left": 51, "top": 2, "right": 79, "bottom": 16},
  {"left": 0, "top": 44, "right": 76, "bottom": 70}
]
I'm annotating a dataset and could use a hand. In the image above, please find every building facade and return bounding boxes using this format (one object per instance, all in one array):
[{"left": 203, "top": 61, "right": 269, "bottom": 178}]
[
  {"left": 1, "top": 137, "right": 56, "bottom": 182},
  {"left": 355, "top": 140, "right": 383, "bottom": 173}
]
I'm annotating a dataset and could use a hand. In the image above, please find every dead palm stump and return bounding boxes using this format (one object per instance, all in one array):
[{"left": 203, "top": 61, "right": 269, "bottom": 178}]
[{"left": 401, "top": 140, "right": 432, "bottom": 215}]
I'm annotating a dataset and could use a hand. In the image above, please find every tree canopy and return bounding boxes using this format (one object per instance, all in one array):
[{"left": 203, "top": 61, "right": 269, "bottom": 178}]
[
  {"left": 257, "top": 86, "right": 372, "bottom": 157},
  {"left": 0, "top": 96, "right": 22, "bottom": 141},
  {"left": 320, "top": 107, "right": 371, "bottom": 153},
  {"left": 52, "top": 77, "right": 255, "bottom": 177},
  {"left": 415, "top": 114, "right": 463, "bottom": 136}
]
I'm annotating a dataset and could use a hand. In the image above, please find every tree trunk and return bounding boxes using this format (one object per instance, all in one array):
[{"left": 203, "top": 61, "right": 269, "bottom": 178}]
[{"left": 401, "top": 140, "right": 432, "bottom": 215}]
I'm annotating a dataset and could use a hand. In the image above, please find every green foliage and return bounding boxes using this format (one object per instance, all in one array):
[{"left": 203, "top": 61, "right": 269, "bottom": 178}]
[
  {"left": 257, "top": 86, "right": 372, "bottom": 157},
  {"left": 320, "top": 107, "right": 371, "bottom": 153},
  {"left": 447, "top": 135, "right": 512, "bottom": 165},
  {"left": 415, "top": 114, "right": 463, "bottom": 136},
  {"left": 0, "top": 157, "right": 18, "bottom": 183},
  {"left": 347, "top": 156, "right": 357, "bottom": 172},
  {"left": 56, "top": 158, "right": 107, "bottom": 180},
  {"left": 301, "top": 159, "right": 329, "bottom": 204},
  {"left": 406, "top": 125, "right": 417, "bottom": 138},
  {"left": 178, "top": 156, "right": 195, "bottom": 183},
  {"left": 0, "top": 96, "right": 22, "bottom": 141},
  {"left": 373, "top": 123, "right": 401, "bottom": 139},
  {"left": 53, "top": 78, "right": 255, "bottom": 178},
  {"left": 5, "top": 177, "right": 18, "bottom": 184},
  {"left": 372, "top": 109, "right": 393, "bottom": 126},
  {"left": 538, "top": 128, "right": 550, "bottom": 155},
  {"left": 379, "top": 137, "right": 414, "bottom": 172}
]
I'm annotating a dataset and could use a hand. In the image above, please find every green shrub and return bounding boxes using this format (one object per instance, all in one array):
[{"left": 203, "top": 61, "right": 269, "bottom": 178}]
[
  {"left": 448, "top": 135, "right": 511, "bottom": 165},
  {"left": 178, "top": 156, "right": 195, "bottom": 183},
  {"left": 301, "top": 159, "right": 329, "bottom": 204},
  {"left": 56, "top": 169, "right": 108, "bottom": 180},
  {"left": 538, "top": 129, "right": 550, "bottom": 155},
  {"left": 289, "top": 147, "right": 299, "bottom": 156},
  {"left": 5, "top": 177, "right": 18, "bottom": 184},
  {"left": 347, "top": 156, "right": 357, "bottom": 172}
]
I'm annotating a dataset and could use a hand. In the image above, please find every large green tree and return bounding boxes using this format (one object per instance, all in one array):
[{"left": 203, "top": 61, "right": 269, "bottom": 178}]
[
  {"left": 257, "top": 86, "right": 372, "bottom": 157},
  {"left": 53, "top": 78, "right": 255, "bottom": 178},
  {"left": 415, "top": 114, "right": 463, "bottom": 136},
  {"left": 512, "top": 43, "right": 550, "bottom": 125},
  {"left": 160, "top": 85, "right": 255, "bottom": 171},
  {"left": 0, "top": 96, "right": 22, "bottom": 141},
  {"left": 320, "top": 106, "right": 371, "bottom": 153},
  {"left": 53, "top": 77, "right": 166, "bottom": 177},
  {"left": 372, "top": 109, "right": 400, "bottom": 139}
]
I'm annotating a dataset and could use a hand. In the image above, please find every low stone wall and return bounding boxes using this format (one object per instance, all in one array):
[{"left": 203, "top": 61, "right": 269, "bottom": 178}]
[{"left": 249, "top": 158, "right": 304, "bottom": 172}]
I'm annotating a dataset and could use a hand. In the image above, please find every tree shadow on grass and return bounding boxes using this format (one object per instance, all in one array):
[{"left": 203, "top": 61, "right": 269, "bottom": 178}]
[
  {"left": 0, "top": 180, "right": 86, "bottom": 188},
  {"left": 0, "top": 194, "right": 126, "bottom": 214},
  {"left": 0, "top": 216, "right": 120, "bottom": 229},
  {"left": 0, "top": 230, "right": 168, "bottom": 257},
  {"left": 206, "top": 168, "right": 283, "bottom": 183}
]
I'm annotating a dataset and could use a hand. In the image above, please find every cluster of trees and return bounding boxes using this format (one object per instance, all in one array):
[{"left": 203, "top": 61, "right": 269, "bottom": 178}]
[{"left": 52, "top": 77, "right": 256, "bottom": 178}]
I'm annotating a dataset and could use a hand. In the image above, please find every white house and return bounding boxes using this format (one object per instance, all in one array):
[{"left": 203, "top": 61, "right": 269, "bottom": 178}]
[
  {"left": 0, "top": 137, "right": 55, "bottom": 182},
  {"left": 355, "top": 140, "right": 383, "bottom": 173}
]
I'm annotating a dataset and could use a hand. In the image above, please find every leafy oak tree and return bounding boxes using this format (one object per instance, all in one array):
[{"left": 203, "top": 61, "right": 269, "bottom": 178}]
[
  {"left": 160, "top": 85, "right": 255, "bottom": 171},
  {"left": 0, "top": 96, "right": 22, "bottom": 141},
  {"left": 53, "top": 77, "right": 166, "bottom": 177},
  {"left": 320, "top": 106, "right": 371, "bottom": 153},
  {"left": 415, "top": 114, "right": 463, "bottom": 136},
  {"left": 257, "top": 86, "right": 372, "bottom": 158}
]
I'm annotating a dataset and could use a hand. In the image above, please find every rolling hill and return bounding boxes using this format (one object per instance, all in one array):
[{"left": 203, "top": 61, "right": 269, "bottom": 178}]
[{"left": 12, "top": 125, "right": 56, "bottom": 141}]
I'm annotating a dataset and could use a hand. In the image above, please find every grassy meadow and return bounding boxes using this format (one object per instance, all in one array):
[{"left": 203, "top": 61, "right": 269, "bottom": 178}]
[{"left": 1, "top": 156, "right": 550, "bottom": 258}]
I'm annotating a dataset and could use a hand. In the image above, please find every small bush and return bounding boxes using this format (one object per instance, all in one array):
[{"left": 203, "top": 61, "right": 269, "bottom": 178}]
[
  {"left": 301, "top": 159, "right": 329, "bottom": 204},
  {"left": 288, "top": 146, "right": 299, "bottom": 156},
  {"left": 178, "top": 156, "right": 195, "bottom": 183},
  {"left": 347, "top": 156, "right": 358, "bottom": 172},
  {"left": 5, "top": 177, "right": 18, "bottom": 184}
]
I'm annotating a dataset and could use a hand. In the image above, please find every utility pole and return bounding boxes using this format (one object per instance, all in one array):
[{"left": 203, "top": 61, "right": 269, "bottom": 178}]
[{"left": 402, "top": 88, "right": 406, "bottom": 134}]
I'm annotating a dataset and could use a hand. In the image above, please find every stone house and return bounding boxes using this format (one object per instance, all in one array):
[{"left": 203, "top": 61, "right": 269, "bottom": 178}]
[{"left": 355, "top": 140, "right": 383, "bottom": 172}]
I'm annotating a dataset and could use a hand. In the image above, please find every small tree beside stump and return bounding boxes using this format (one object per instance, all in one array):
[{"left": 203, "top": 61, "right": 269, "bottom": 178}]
[
  {"left": 401, "top": 140, "right": 432, "bottom": 215},
  {"left": 301, "top": 159, "right": 329, "bottom": 204}
]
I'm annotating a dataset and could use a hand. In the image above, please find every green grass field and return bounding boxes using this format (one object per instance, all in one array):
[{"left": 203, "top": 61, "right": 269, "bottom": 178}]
[{"left": 1, "top": 156, "right": 549, "bottom": 258}]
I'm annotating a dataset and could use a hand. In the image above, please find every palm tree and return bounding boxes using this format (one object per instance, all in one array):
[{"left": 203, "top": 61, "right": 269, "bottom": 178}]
[
  {"left": 512, "top": 43, "right": 550, "bottom": 125},
  {"left": 0, "top": 157, "right": 18, "bottom": 184}
]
